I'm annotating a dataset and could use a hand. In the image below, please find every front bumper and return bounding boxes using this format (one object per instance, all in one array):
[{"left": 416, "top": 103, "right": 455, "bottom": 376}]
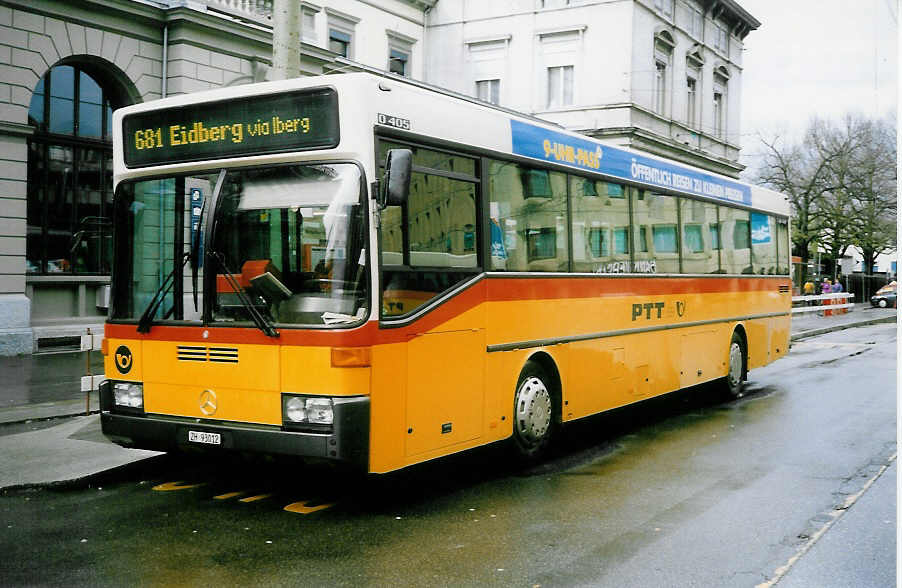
[{"left": 99, "top": 381, "right": 369, "bottom": 469}]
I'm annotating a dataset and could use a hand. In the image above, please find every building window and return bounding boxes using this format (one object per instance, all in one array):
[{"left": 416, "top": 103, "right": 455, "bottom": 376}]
[
  {"left": 546, "top": 65, "right": 573, "bottom": 108},
  {"left": 301, "top": 6, "right": 318, "bottom": 43},
  {"left": 686, "top": 76, "right": 697, "bottom": 127},
  {"left": 27, "top": 65, "right": 119, "bottom": 274},
  {"left": 330, "top": 29, "right": 351, "bottom": 57},
  {"left": 653, "top": 31, "right": 674, "bottom": 116},
  {"left": 713, "top": 90, "right": 723, "bottom": 137},
  {"left": 327, "top": 9, "right": 358, "bottom": 60},
  {"left": 654, "top": 0, "right": 673, "bottom": 18},
  {"left": 713, "top": 67, "right": 728, "bottom": 138},
  {"left": 713, "top": 21, "right": 729, "bottom": 54},
  {"left": 655, "top": 61, "right": 667, "bottom": 114},
  {"left": 388, "top": 33, "right": 415, "bottom": 77},
  {"left": 688, "top": 5, "right": 704, "bottom": 38},
  {"left": 476, "top": 79, "right": 501, "bottom": 104},
  {"left": 389, "top": 49, "right": 409, "bottom": 76},
  {"left": 385, "top": 30, "right": 416, "bottom": 78}
]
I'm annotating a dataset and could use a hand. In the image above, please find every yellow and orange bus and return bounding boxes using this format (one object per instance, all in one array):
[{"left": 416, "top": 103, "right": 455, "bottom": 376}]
[{"left": 101, "top": 72, "right": 791, "bottom": 473}]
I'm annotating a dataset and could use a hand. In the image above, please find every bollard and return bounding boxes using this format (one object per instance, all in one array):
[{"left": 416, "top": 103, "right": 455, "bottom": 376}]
[{"left": 85, "top": 328, "right": 92, "bottom": 415}]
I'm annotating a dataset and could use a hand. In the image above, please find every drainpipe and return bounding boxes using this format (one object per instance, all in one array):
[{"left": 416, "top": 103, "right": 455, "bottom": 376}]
[
  {"left": 161, "top": 24, "right": 168, "bottom": 98},
  {"left": 422, "top": 3, "right": 432, "bottom": 83},
  {"left": 159, "top": 24, "right": 169, "bottom": 286}
]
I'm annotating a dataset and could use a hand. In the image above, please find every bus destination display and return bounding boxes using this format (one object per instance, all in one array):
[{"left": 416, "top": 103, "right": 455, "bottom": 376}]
[{"left": 123, "top": 88, "right": 339, "bottom": 167}]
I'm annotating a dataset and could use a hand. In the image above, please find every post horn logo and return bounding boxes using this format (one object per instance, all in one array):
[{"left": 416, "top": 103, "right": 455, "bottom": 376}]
[
  {"left": 676, "top": 301, "right": 686, "bottom": 317},
  {"left": 199, "top": 389, "right": 218, "bottom": 416},
  {"left": 114, "top": 345, "right": 133, "bottom": 374}
]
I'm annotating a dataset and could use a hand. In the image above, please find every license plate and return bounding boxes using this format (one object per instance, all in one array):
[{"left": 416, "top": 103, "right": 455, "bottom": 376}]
[{"left": 188, "top": 430, "right": 221, "bottom": 445}]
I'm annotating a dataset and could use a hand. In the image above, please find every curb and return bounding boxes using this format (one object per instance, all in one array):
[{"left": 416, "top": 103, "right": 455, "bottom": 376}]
[
  {"left": 0, "top": 409, "right": 100, "bottom": 427},
  {"left": 0, "top": 452, "right": 168, "bottom": 493},
  {"left": 790, "top": 315, "right": 897, "bottom": 342}
]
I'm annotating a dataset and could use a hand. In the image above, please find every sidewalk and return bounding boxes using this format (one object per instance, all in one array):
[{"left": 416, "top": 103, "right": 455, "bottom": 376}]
[
  {"left": 790, "top": 301, "right": 897, "bottom": 341},
  {"left": 0, "top": 303, "right": 896, "bottom": 490}
]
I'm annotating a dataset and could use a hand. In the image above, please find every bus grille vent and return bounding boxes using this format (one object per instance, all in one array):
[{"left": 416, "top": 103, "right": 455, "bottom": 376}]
[
  {"left": 778, "top": 285, "right": 790, "bottom": 293},
  {"left": 177, "top": 346, "right": 239, "bottom": 363},
  {"left": 209, "top": 347, "right": 239, "bottom": 363}
]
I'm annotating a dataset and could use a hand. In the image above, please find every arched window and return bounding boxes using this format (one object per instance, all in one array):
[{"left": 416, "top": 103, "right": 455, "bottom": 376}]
[{"left": 26, "top": 64, "right": 116, "bottom": 274}]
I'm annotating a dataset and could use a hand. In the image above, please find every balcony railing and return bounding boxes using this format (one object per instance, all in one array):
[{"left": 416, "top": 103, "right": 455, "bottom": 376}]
[{"left": 203, "top": 0, "right": 273, "bottom": 25}]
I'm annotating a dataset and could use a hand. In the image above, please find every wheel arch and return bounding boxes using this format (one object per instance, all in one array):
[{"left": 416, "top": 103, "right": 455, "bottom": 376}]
[
  {"left": 522, "top": 350, "right": 563, "bottom": 421},
  {"left": 729, "top": 323, "right": 749, "bottom": 380}
]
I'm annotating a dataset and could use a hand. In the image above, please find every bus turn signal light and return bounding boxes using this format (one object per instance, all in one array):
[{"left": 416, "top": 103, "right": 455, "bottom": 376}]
[{"left": 331, "top": 347, "right": 371, "bottom": 368}]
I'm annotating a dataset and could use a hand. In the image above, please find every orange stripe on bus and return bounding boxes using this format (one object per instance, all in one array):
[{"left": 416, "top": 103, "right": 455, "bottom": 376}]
[{"left": 106, "top": 275, "right": 790, "bottom": 347}]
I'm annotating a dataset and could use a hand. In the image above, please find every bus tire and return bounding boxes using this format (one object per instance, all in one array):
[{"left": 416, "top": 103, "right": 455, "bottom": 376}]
[
  {"left": 723, "top": 331, "right": 746, "bottom": 399},
  {"left": 512, "top": 360, "right": 558, "bottom": 460}
]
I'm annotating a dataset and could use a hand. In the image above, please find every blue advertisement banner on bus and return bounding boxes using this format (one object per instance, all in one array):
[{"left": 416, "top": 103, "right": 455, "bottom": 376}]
[
  {"left": 510, "top": 119, "right": 752, "bottom": 206},
  {"left": 750, "top": 212, "right": 772, "bottom": 244}
]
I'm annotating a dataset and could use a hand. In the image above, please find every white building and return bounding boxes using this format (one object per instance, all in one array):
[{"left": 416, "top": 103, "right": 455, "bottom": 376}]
[{"left": 424, "top": 0, "right": 758, "bottom": 178}]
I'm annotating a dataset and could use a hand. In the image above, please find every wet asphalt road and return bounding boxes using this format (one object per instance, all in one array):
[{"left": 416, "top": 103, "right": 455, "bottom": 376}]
[{"left": 0, "top": 323, "right": 896, "bottom": 587}]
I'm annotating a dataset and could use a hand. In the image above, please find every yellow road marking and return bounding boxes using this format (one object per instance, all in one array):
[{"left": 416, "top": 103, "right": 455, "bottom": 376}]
[
  {"left": 284, "top": 501, "right": 334, "bottom": 514},
  {"left": 238, "top": 493, "right": 272, "bottom": 503},
  {"left": 213, "top": 491, "right": 246, "bottom": 500},
  {"left": 152, "top": 481, "right": 205, "bottom": 491}
]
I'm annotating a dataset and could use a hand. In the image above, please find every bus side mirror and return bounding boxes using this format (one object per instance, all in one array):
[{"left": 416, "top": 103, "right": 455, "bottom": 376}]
[{"left": 380, "top": 149, "right": 412, "bottom": 208}]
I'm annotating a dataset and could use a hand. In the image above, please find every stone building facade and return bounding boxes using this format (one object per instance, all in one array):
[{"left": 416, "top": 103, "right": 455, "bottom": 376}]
[
  {"left": 0, "top": 0, "right": 432, "bottom": 354},
  {"left": 424, "top": 0, "right": 758, "bottom": 177}
]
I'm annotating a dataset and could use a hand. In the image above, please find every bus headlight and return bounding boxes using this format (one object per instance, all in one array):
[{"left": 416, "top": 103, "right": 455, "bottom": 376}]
[
  {"left": 305, "top": 398, "right": 334, "bottom": 425},
  {"left": 113, "top": 382, "right": 144, "bottom": 408},
  {"left": 282, "top": 395, "right": 334, "bottom": 426},
  {"left": 285, "top": 396, "right": 306, "bottom": 423}
]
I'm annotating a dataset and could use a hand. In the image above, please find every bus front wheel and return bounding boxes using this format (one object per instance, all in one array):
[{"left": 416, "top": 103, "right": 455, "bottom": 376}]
[
  {"left": 512, "top": 361, "right": 558, "bottom": 460},
  {"left": 723, "top": 331, "right": 746, "bottom": 399}
]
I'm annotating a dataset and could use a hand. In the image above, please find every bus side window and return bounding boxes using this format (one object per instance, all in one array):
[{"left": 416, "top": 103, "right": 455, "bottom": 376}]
[
  {"left": 378, "top": 143, "right": 480, "bottom": 318},
  {"left": 680, "top": 198, "right": 719, "bottom": 274},
  {"left": 571, "top": 176, "right": 629, "bottom": 273},
  {"left": 751, "top": 212, "right": 777, "bottom": 275},
  {"left": 634, "top": 191, "right": 679, "bottom": 274},
  {"left": 720, "top": 206, "right": 751, "bottom": 274},
  {"left": 488, "top": 159, "right": 568, "bottom": 272}
]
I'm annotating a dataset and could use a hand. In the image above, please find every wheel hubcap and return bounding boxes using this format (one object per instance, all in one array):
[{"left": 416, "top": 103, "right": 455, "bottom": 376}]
[
  {"left": 515, "top": 376, "right": 552, "bottom": 445},
  {"left": 728, "top": 342, "right": 743, "bottom": 387}
]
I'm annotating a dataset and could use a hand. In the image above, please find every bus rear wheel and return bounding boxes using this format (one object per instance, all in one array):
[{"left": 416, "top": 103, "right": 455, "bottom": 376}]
[
  {"left": 512, "top": 361, "right": 558, "bottom": 460},
  {"left": 723, "top": 331, "right": 746, "bottom": 399}
]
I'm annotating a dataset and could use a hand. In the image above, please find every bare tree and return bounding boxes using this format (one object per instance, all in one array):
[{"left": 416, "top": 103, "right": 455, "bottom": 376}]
[
  {"left": 844, "top": 116, "right": 897, "bottom": 273},
  {"left": 817, "top": 115, "right": 871, "bottom": 278},
  {"left": 754, "top": 120, "right": 842, "bottom": 282},
  {"left": 754, "top": 114, "right": 896, "bottom": 282}
]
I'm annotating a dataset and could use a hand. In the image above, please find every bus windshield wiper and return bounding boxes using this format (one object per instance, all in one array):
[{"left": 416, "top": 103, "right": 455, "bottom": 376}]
[
  {"left": 136, "top": 251, "right": 191, "bottom": 333},
  {"left": 209, "top": 249, "right": 279, "bottom": 338}
]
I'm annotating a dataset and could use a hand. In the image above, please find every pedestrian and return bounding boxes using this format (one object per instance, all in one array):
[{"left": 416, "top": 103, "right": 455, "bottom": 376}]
[
  {"left": 832, "top": 280, "right": 842, "bottom": 293},
  {"left": 821, "top": 278, "right": 831, "bottom": 295},
  {"left": 803, "top": 280, "right": 816, "bottom": 305}
]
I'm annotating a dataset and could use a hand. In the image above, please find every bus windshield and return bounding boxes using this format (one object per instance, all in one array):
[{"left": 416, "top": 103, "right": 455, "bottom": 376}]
[{"left": 112, "top": 163, "right": 368, "bottom": 328}]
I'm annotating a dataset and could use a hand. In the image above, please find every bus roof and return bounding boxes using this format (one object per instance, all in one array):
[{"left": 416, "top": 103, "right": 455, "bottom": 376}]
[{"left": 113, "top": 72, "right": 788, "bottom": 217}]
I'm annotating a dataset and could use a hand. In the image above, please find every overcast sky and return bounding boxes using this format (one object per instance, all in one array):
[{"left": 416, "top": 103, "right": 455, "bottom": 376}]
[{"left": 738, "top": 0, "right": 898, "bottom": 173}]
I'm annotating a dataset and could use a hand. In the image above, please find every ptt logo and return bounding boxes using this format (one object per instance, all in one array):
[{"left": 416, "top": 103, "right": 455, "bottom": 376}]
[
  {"left": 115, "top": 345, "right": 133, "bottom": 374},
  {"left": 632, "top": 301, "right": 665, "bottom": 321}
]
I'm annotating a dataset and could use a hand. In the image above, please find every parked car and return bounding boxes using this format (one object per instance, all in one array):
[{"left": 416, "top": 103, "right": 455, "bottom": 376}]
[{"left": 870, "top": 282, "right": 897, "bottom": 308}]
